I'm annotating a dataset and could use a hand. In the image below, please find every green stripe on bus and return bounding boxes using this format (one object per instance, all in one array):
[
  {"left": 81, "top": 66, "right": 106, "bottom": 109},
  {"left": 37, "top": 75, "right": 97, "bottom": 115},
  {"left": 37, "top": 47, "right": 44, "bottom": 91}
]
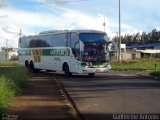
[
  {"left": 36, "top": 50, "right": 39, "bottom": 55},
  {"left": 37, "top": 56, "right": 40, "bottom": 62},
  {"left": 43, "top": 49, "right": 70, "bottom": 56},
  {"left": 18, "top": 50, "right": 31, "bottom": 56},
  {"left": 18, "top": 48, "right": 70, "bottom": 56}
]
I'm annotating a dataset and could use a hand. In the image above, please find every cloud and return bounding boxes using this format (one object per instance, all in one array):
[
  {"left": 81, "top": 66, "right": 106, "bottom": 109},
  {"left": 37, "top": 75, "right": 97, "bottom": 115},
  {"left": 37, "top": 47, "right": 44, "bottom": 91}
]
[
  {"left": 0, "top": 0, "right": 10, "bottom": 8},
  {"left": 30, "top": 0, "right": 70, "bottom": 7},
  {"left": 31, "top": 0, "right": 89, "bottom": 7},
  {"left": 156, "top": 27, "right": 160, "bottom": 31},
  {"left": 121, "top": 29, "right": 143, "bottom": 36},
  {"left": 61, "top": 10, "right": 102, "bottom": 29},
  {"left": 44, "top": 0, "right": 69, "bottom": 6},
  {"left": 0, "top": 7, "right": 105, "bottom": 31},
  {"left": 0, "top": 7, "right": 103, "bottom": 47},
  {"left": 2, "top": 25, "right": 20, "bottom": 34},
  {"left": 0, "top": 14, "right": 8, "bottom": 18},
  {"left": 0, "top": 3, "right": 139, "bottom": 48}
]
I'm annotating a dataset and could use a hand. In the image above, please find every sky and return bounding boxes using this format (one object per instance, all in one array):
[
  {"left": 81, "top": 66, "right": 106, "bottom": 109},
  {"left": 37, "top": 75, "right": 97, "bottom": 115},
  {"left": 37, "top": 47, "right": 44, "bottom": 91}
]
[{"left": 0, "top": 0, "right": 160, "bottom": 48}]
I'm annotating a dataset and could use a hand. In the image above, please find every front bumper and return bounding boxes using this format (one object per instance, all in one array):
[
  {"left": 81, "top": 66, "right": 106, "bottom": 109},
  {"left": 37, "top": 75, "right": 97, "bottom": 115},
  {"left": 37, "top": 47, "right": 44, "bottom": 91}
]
[{"left": 82, "top": 65, "right": 111, "bottom": 73}]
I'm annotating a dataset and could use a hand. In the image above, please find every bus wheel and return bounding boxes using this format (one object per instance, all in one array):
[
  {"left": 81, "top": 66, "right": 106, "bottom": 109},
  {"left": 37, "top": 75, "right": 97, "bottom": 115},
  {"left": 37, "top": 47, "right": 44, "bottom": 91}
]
[
  {"left": 25, "top": 61, "right": 29, "bottom": 70},
  {"left": 30, "top": 61, "right": 40, "bottom": 73},
  {"left": 88, "top": 73, "right": 95, "bottom": 77},
  {"left": 63, "top": 63, "right": 72, "bottom": 76}
]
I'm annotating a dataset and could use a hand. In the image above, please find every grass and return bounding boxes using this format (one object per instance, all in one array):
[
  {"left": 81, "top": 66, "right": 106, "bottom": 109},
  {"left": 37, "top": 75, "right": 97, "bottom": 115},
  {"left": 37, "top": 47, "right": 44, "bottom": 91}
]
[
  {"left": 0, "top": 60, "right": 19, "bottom": 67},
  {"left": 111, "top": 58, "right": 160, "bottom": 71},
  {"left": 111, "top": 58, "right": 160, "bottom": 78},
  {"left": 150, "top": 71, "right": 160, "bottom": 77},
  {"left": 0, "top": 61, "right": 29, "bottom": 113}
]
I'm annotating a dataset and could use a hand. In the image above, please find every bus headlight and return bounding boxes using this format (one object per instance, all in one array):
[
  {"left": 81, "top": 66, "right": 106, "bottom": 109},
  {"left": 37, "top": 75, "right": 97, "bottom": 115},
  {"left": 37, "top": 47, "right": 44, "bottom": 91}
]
[
  {"left": 81, "top": 62, "right": 87, "bottom": 67},
  {"left": 103, "top": 62, "right": 109, "bottom": 67},
  {"left": 81, "top": 62, "right": 92, "bottom": 68}
]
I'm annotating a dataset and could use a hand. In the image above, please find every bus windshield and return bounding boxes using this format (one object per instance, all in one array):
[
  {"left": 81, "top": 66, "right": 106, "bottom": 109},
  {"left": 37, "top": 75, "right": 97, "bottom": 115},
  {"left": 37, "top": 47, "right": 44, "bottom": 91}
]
[
  {"left": 79, "top": 33, "right": 109, "bottom": 43},
  {"left": 79, "top": 33, "right": 110, "bottom": 62}
]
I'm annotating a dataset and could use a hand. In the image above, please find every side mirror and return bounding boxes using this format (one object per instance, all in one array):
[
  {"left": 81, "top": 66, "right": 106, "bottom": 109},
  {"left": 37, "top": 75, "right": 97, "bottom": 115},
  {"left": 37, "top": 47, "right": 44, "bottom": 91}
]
[
  {"left": 71, "top": 55, "right": 74, "bottom": 58},
  {"left": 107, "top": 41, "right": 118, "bottom": 51}
]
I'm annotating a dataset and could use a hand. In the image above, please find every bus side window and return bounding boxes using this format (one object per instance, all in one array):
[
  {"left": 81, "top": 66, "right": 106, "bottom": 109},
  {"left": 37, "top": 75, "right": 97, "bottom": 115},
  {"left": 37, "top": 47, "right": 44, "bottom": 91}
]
[
  {"left": 60, "top": 34, "right": 65, "bottom": 47},
  {"left": 19, "top": 38, "right": 21, "bottom": 48},
  {"left": 52, "top": 34, "right": 56, "bottom": 47},
  {"left": 25, "top": 38, "right": 29, "bottom": 48},
  {"left": 54, "top": 34, "right": 59, "bottom": 46},
  {"left": 71, "top": 33, "right": 80, "bottom": 59},
  {"left": 19, "top": 38, "right": 21, "bottom": 43},
  {"left": 43, "top": 36, "right": 51, "bottom": 47},
  {"left": 65, "top": 33, "right": 68, "bottom": 47},
  {"left": 67, "top": 33, "right": 71, "bottom": 47},
  {"left": 20, "top": 39, "right": 26, "bottom": 48}
]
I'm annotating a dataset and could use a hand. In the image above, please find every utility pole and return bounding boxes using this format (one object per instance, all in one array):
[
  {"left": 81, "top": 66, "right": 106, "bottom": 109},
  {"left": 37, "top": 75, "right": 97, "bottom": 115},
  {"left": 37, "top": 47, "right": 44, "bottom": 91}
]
[
  {"left": 103, "top": 16, "right": 106, "bottom": 32},
  {"left": 6, "top": 39, "right": 8, "bottom": 60},
  {"left": 19, "top": 29, "right": 22, "bottom": 38},
  {"left": 119, "top": 0, "right": 121, "bottom": 63},
  {"left": 115, "top": 32, "right": 119, "bottom": 60},
  {"left": 99, "top": 15, "right": 106, "bottom": 32}
]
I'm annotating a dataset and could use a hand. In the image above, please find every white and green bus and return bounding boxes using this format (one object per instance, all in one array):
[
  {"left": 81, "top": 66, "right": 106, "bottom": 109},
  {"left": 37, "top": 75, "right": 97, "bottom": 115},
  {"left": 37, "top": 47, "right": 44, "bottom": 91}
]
[{"left": 18, "top": 30, "right": 112, "bottom": 76}]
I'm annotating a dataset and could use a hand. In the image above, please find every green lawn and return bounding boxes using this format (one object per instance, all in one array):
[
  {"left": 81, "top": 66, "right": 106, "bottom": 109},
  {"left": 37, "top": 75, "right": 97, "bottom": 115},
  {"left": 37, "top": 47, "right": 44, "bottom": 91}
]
[
  {"left": 0, "top": 61, "right": 29, "bottom": 113},
  {"left": 111, "top": 58, "right": 160, "bottom": 71},
  {"left": 0, "top": 61, "right": 19, "bottom": 67},
  {"left": 111, "top": 58, "right": 160, "bottom": 78}
]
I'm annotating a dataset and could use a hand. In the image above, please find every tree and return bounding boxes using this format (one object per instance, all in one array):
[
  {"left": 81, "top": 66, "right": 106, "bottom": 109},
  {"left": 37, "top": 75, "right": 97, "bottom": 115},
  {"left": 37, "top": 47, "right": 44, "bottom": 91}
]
[
  {"left": 1, "top": 47, "right": 14, "bottom": 52},
  {"left": 112, "top": 28, "right": 160, "bottom": 45}
]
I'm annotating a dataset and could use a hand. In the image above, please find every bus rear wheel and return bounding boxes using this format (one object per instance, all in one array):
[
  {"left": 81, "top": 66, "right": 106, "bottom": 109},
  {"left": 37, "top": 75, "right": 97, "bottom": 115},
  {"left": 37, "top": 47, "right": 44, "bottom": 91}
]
[
  {"left": 88, "top": 73, "right": 95, "bottom": 77},
  {"left": 63, "top": 63, "right": 72, "bottom": 76},
  {"left": 25, "top": 61, "right": 30, "bottom": 70},
  {"left": 30, "top": 61, "right": 40, "bottom": 73}
]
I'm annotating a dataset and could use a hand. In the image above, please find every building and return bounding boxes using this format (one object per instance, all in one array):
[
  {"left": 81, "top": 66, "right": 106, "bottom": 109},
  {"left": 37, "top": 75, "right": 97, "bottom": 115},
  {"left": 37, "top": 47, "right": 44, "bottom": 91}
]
[
  {"left": 0, "top": 51, "right": 6, "bottom": 61},
  {"left": 127, "top": 43, "right": 160, "bottom": 58},
  {"left": 127, "top": 43, "right": 160, "bottom": 50},
  {"left": 0, "top": 49, "right": 18, "bottom": 61},
  {"left": 137, "top": 49, "right": 160, "bottom": 58},
  {"left": 8, "top": 51, "right": 18, "bottom": 60},
  {"left": 111, "top": 50, "right": 141, "bottom": 61}
]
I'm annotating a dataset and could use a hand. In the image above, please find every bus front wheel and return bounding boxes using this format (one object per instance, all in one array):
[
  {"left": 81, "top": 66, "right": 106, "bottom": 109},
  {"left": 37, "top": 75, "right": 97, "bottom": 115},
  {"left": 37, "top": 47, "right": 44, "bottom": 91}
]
[
  {"left": 63, "top": 63, "right": 72, "bottom": 76},
  {"left": 88, "top": 73, "right": 95, "bottom": 77}
]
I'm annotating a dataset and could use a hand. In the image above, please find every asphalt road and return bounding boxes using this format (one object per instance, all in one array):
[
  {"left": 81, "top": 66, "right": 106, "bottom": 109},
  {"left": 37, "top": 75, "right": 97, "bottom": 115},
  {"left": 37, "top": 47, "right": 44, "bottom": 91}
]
[{"left": 53, "top": 71, "right": 160, "bottom": 120}]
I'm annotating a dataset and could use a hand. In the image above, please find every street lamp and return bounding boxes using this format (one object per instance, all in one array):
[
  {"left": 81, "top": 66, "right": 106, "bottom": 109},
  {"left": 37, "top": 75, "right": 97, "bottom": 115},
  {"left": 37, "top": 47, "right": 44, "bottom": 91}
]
[{"left": 119, "top": 0, "right": 121, "bottom": 63}]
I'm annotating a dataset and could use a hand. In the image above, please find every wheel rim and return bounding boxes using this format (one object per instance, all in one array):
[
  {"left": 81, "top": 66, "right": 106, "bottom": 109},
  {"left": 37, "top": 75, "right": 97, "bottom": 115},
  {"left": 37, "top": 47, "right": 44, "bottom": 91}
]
[
  {"left": 64, "top": 64, "right": 72, "bottom": 76},
  {"left": 64, "top": 65, "right": 69, "bottom": 75}
]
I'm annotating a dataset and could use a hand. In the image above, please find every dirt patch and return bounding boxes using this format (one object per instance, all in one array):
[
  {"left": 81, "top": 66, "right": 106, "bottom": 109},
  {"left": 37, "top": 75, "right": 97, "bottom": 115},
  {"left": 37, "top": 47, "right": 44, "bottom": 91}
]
[{"left": 8, "top": 73, "right": 73, "bottom": 120}]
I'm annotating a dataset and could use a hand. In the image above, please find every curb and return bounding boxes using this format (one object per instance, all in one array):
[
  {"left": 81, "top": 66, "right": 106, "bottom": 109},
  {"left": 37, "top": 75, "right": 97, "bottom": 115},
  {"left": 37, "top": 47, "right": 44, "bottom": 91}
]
[
  {"left": 49, "top": 73, "right": 83, "bottom": 120},
  {"left": 57, "top": 79, "right": 84, "bottom": 120},
  {"left": 137, "top": 73, "right": 160, "bottom": 80}
]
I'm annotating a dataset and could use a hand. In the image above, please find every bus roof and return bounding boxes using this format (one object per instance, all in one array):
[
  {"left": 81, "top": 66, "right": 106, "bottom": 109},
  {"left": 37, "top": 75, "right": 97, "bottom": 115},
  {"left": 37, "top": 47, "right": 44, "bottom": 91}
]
[
  {"left": 39, "top": 30, "right": 106, "bottom": 35},
  {"left": 20, "top": 30, "right": 106, "bottom": 39},
  {"left": 69, "top": 30, "right": 106, "bottom": 34}
]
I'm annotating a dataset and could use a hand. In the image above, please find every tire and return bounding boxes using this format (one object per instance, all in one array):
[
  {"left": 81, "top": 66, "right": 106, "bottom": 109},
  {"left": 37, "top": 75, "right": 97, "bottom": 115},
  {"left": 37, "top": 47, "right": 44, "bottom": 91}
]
[
  {"left": 88, "top": 73, "right": 95, "bottom": 77},
  {"left": 30, "top": 62, "right": 40, "bottom": 73},
  {"left": 25, "top": 61, "right": 30, "bottom": 70},
  {"left": 63, "top": 63, "right": 72, "bottom": 76}
]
